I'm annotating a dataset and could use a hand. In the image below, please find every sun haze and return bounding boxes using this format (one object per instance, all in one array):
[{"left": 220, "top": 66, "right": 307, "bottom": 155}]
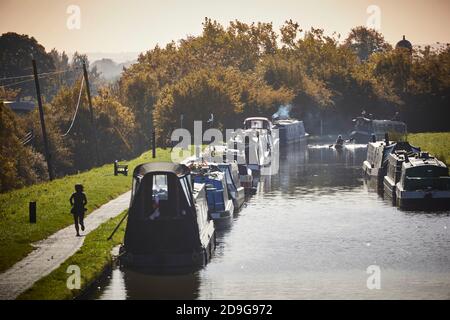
[{"left": 1, "top": 0, "right": 449, "bottom": 54}]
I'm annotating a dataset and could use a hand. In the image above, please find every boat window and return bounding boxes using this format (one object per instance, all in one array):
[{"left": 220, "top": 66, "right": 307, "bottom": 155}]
[
  {"left": 153, "top": 174, "right": 168, "bottom": 201},
  {"left": 246, "top": 120, "right": 264, "bottom": 129}
]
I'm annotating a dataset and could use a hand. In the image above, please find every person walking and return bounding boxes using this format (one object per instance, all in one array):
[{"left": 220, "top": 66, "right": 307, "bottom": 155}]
[{"left": 70, "top": 184, "right": 87, "bottom": 237}]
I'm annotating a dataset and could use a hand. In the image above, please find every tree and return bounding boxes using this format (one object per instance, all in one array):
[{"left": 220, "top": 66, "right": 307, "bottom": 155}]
[
  {"left": 0, "top": 32, "right": 55, "bottom": 99},
  {"left": 153, "top": 67, "right": 292, "bottom": 145},
  {"left": 93, "top": 88, "right": 139, "bottom": 162},
  {"left": 0, "top": 102, "right": 47, "bottom": 192},
  {"left": 344, "top": 26, "right": 392, "bottom": 61}
]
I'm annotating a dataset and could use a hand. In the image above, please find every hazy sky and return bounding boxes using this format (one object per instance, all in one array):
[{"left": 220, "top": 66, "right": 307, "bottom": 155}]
[{"left": 1, "top": 0, "right": 449, "bottom": 54}]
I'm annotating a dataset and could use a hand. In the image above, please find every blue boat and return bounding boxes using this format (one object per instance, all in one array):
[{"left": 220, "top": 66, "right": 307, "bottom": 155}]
[
  {"left": 193, "top": 170, "right": 235, "bottom": 229},
  {"left": 213, "top": 162, "right": 246, "bottom": 211}
]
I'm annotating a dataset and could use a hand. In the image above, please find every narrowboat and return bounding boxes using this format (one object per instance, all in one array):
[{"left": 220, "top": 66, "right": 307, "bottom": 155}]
[
  {"left": 272, "top": 118, "right": 308, "bottom": 146},
  {"left": 192, "top": 168, "right": 235, "bottom": 229},
  {"left": 362, "top": 140, "right": 420, "bottom": 190},
  {"left": 383, "top": 151, "right": 410, "bottom": 202},
  {"left": 213, "top": 162, "right": 246, "bottom": 211},
  {"left": 350, "top": 117, "right": 407, "bottom": 143},
  {"left": 120, "top": 162, "right": 216, "bottom": 270},
  {"left": 201, "top": 143, "right": 256, "bottom": 195},
  {"left": 242, "top": 117, "right": 276, "bottom": 172},
  {"left": 395, "top": 153, "right": 450, "bottom": 209},
  {"left": 238, "top": 164, "right": 257, "bottom": 195}
]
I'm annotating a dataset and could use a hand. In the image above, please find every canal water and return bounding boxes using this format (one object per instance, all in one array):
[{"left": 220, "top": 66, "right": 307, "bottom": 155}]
[{"left": 89, "top": 143, "right": 450, "bottom": 300}]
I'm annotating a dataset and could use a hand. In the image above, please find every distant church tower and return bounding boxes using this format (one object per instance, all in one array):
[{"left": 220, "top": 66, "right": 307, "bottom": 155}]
[{"left": 396, "top": 35, "right": 413, "bottom": 54}]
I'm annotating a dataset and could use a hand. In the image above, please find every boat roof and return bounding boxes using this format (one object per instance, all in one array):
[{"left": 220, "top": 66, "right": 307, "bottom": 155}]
[
  {"left": 133, "top": 162, "right": 190, "bottom": 177},
  {"left": 372, "top": 120, "right": 406, "bottom": 126},
  {"left": 244, "top": 117, "right": 270, "bottom": 122},
  {"left": 404, "top": 156, "right": 446, "bottom": 169},
  {"left": 274, "top": 119, "right": 301, "bottom": 124}
]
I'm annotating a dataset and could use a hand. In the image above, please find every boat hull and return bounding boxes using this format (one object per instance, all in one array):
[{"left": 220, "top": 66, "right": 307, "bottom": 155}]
[
  {"left": 362, "top": 161, "right": 384, "bottom": 191},
  {"left": 230, "top": 188, "right": 245, "bottom": 212},
  {"left": 395, "top": 186, "right": 450, "bottom": 210},
  {"left": 210, "top": 200, "right": 234, "bottom": 230},
  {"left": 383, "top": 176, "right": 396, "bottom": 204},
  {"left": 119, "top": 230, "right": 216, "bottom": 271}
]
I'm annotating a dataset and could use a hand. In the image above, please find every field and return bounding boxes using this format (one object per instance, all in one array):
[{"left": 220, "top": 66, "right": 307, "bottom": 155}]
[{"left": 408, "top": 132, "right": 450, "bottom": 165}]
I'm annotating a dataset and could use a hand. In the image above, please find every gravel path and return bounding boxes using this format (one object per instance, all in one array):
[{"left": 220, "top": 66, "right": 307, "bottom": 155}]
[{"left": 0, "top": 191, "right": 131, "bottom": 300}]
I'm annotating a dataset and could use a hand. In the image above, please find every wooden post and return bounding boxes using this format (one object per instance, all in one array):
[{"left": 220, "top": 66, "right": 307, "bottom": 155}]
[
  {"left": 114, "top": 160, "right": 118, "bottom": 176},
  {"left": 82, "top": 62, "right": 100, "bottom": 166},
  {"left": 152, "top": 130, "right": 156, "bottom": 158},
  {"left": 29, "top": 201, "right": 36, "bottom": 223},
  {"left": 32, "top": 59, "right": 54, "bottom": 181}
]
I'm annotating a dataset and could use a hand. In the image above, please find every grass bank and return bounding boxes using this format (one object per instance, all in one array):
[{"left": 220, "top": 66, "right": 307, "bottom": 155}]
[
  {"left": 18, "top": 211, "right": 127, "bottom": 300},
  {"left": 408, "top": 132, "right": 450, "bottom": 165},
  {"left": 0, "top": 149, "right": 172, "bottom": 273}
]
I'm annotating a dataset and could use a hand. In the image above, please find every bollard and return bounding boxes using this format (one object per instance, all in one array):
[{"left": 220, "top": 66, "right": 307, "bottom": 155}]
[
  {"left": 29, "top": 201, "right": 36, "bottom": 223},
  {"left": 114, "top": 160, "right": 118, "bottom": 176}
]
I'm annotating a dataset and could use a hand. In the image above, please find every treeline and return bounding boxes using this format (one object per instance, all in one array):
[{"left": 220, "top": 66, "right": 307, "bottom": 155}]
[
  {"left": 1, "top": 20, "right": 449, "bottom": 192},
  {"left": 1, "top": 33, "right": 138, "bottom": 191}
]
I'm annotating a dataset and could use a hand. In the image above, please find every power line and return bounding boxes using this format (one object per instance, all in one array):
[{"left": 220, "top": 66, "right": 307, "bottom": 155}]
[
  {"left": 0, "top": 74, "right": 34, "bottom": 81},
  {"left": 0, "top": 69, "right": 80, "bottom": 88},
  {"left": 0, "top": 68, "right": 79, "bottom": 83},
  {"left": 0, "top": 77, "right": 36, "bottom": 88},
  {"left": 61, "top": 76, "right": 85, "bottom": 137}
]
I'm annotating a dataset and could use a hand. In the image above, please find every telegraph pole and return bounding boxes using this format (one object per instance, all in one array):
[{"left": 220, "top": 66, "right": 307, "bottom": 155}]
[
  {"left": 82, "top": 62, "right": 100, "bottom": 165},
  {"left": 32, "top": 59, "right": 54, "bottom": 181}
]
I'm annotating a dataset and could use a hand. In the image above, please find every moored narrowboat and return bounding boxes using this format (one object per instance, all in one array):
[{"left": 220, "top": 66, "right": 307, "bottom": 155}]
[
  {"left": 362, "top": 140, "right": 420, "bottom": 190},
  {"left": 238, "top": 164, "right": 257, "bottom": 195},
  {"left": 395, "top": 153, "right": 450, "bottom": 209},
  {"left": 191, "top": 142, "right": 258, "bottom": 195},
  {"left": 120, "top": 162, "right": 216, "bottom": 270},
  {"left": 214, "top": 162, "right": 246, "bottom": 211},
  {"left": 350, "top": 117, "right": 407, "bottom": 143},
  {"left": 242, "top": 117, "right": 276, "bottom": 171},
  {"left": 272, "top": 118, "right": 308, "bottom": 146},
  {"left": 383, "top": 151, "right": 409, "bottom": 202},
  {"left": 192, "top": 168, "right": 235, "bottom": 229}
]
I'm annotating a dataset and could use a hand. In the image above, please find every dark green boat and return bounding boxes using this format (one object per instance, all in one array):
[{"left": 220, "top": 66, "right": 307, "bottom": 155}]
[{"left": 395, "top": 153, "right": 450, "bottom": 209}]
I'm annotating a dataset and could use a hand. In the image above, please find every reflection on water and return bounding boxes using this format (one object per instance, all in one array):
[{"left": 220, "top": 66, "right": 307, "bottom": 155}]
[{"left": 89, "top": 143, "right": 450, "bottom": 300}]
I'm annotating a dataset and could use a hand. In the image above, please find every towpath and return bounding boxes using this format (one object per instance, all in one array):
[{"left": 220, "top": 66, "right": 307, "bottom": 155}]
[{"left": 0, "top": 191, "right": 131, "bottom": 300}]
